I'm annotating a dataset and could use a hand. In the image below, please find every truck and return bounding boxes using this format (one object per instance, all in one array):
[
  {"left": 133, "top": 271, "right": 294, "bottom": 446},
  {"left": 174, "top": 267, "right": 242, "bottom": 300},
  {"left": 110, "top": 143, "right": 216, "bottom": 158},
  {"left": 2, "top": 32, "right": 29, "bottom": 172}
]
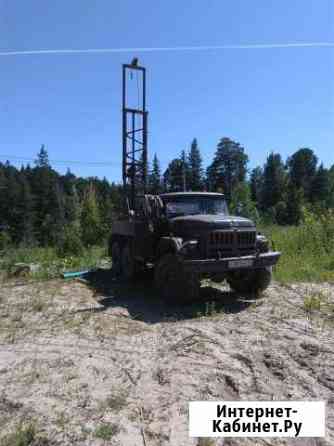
[
  {"left": 110, "top": 191, "right": 280, "bottom": 301},
  {"left": 109, "top": 60, "right": 281, "bottom": 301}
]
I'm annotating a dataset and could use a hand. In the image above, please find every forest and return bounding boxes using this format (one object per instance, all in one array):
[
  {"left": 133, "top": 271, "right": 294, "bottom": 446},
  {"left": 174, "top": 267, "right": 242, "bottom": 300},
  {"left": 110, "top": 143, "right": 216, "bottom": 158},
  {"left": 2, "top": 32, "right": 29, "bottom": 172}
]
[{"left": 0, "top": 138, "right": 333, "bottom": 257}]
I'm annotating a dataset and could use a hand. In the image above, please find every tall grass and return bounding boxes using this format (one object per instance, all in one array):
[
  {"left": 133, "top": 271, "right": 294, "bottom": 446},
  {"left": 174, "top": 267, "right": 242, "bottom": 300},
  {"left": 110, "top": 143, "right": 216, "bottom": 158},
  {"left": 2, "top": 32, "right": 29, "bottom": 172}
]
[
  {"left": 0, "top": 245, "right": 108, "bottom": 280},
  {"left": 261, "top": 208, "right": 334, "bottom": 283}
]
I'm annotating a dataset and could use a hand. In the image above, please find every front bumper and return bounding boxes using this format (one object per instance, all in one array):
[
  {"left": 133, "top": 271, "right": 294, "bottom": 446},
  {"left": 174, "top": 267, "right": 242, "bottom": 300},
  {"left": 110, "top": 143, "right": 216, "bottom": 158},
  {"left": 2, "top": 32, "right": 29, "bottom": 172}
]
[{"left": 183, "top": 251, "right": 281, "bottom": 274}]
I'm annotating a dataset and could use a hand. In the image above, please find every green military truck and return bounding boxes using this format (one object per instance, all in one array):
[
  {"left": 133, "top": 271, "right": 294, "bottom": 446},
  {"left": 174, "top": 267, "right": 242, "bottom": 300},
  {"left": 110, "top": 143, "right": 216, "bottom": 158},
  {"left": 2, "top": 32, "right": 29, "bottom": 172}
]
[
  {"left": 110, "top": 61, "right": 280, "bottom": 301},
  {"left": 109, "top": 192, "right": 281, "bottom": 301}
]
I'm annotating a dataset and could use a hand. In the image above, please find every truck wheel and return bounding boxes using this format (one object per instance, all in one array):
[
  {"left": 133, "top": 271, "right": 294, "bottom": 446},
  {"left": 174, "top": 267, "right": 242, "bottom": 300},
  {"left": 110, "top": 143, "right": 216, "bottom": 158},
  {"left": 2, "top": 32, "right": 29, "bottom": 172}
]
[
  {"left": 227, "top": 267, "right": 272, "bottom": 294},
  {"left": 154, "top": 253, "right": 200, "bottom": 303},
  {"left": 111, "top": 241, "right": 122, "bottom": 276}
]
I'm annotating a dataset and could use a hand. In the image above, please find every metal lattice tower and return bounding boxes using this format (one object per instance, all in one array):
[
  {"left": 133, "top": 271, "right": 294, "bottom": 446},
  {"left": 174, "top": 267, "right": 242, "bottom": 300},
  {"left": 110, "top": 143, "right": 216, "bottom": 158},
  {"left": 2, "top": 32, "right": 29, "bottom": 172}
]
[{"left": 122, "top": 60, "right": 148, "bottom": 209}]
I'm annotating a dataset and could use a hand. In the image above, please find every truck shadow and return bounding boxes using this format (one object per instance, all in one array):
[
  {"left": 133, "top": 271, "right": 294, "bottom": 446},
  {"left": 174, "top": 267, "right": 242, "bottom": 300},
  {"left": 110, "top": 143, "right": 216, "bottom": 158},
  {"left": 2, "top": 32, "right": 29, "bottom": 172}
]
[{"left": 82, "top": 268, "right": 255, "bottom": 324}]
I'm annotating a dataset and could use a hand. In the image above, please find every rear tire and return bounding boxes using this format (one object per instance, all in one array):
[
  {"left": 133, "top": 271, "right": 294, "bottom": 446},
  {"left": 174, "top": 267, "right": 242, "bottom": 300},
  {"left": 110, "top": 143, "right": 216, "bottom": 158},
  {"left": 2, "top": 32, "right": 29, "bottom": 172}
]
[
  {"left": 111, "top": 241, "right": 122, "bottom": 276},
  {"left": 227, "top": 267, "right": 272, "bottom": 294},
  {"left": 154, "top": 253, "right": 200, "bottom": 303}
]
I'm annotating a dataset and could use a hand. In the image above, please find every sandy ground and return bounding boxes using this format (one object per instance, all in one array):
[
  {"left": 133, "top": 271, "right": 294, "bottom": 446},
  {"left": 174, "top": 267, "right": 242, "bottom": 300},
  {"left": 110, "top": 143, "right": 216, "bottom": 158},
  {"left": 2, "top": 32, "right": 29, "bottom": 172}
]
[{"left": 0, "top": 270, "right": 333, "bottom": 446}]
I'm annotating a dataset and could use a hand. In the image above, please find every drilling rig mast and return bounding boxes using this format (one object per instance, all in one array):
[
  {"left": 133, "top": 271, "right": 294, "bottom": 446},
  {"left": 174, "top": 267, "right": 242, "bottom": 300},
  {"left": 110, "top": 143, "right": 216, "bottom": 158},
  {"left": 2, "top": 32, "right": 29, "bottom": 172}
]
[{"left": 122, "top": 60, "right": 148, "bottom": 209}]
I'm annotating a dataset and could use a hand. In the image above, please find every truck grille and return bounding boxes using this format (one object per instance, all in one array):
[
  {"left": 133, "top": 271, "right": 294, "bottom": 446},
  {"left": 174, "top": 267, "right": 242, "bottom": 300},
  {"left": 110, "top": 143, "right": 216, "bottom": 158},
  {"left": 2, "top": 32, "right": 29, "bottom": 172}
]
[{"left": 207, "top": 230, "right": 256, "bottom": 258}]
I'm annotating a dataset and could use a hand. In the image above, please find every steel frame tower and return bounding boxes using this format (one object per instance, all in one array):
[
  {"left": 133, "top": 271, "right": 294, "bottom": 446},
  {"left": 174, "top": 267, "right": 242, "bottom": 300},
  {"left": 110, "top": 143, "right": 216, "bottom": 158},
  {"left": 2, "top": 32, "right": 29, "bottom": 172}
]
[{"left": 122, "top": 62, "right": 148, "bottom": 209}]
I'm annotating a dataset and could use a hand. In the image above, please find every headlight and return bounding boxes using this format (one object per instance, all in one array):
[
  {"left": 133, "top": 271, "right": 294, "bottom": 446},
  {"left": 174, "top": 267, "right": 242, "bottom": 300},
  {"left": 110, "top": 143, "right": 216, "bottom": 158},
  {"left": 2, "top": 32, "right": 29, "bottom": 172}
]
[
  {"left": 256, "top": 234, "right": 269, "bottom": 253},
  {"left": 180, "top": 240, "right": 199, "bottom": 256}
]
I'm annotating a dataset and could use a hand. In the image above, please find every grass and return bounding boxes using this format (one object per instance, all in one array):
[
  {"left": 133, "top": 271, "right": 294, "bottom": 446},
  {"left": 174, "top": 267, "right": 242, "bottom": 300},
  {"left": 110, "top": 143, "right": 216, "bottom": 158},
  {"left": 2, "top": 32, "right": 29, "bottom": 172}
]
[
  {"left": 260, "top": 209, "right": 334, "bottom": 283},
  {"left": 0, "top": 423, "right": 49, "bottom": 446},
  {"left": 94, "top": 422, "right": 119, "bottom": 441},
  {"left": 303, "top": 291, "right": 334, "bottom": 322},
  {"left": 99, "top": 391, "right": 128, "bottom": 412},
  {"left": 31, "top": 298, "right": 46, "bottom": 313},
  {"left": 55, "top": 412, "right": 68, "bottom": 431},
  {"left": 197, "top": 439, "right": 216, "bottom": 446},
  {"left": 0, "top": 245, "right": 108, "bottom": 281},
  {"left": 303, "top": 293, "right": 323, "bottom": 313}
]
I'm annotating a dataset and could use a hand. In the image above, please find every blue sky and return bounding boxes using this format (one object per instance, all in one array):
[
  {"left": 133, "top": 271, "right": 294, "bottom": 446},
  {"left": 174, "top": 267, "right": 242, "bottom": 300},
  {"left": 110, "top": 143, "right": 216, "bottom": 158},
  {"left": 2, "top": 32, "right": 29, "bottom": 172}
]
[{"left": 1, "top": 0, "right": 333, "bottom": 182}]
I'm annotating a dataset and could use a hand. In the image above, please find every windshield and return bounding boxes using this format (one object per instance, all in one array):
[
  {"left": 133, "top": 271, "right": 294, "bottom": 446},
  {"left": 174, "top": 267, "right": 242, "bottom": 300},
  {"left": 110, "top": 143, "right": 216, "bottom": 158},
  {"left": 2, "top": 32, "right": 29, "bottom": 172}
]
[{"left": 164, "top": 197, "right": 229, "bottom": 218}]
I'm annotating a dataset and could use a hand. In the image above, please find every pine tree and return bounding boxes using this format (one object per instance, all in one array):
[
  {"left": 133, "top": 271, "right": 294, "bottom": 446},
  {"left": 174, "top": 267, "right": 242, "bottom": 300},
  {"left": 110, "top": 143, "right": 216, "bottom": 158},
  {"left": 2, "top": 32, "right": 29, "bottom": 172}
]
[
  {"left": 285, "top": 183, "right": 304, "bottom": 225},
  {"left": 250, "top": 166, "right": 264, "bottom": 204},
  {"left": 206, "top": 137, "right": 248, "bottom": 202},
  {"left": 261, "top": 152, "right": 286, "bottom": 211},
  {"left": 39, "top": 181, "right": 65, "bottom": 246},
  {"left": 4, "top": 167, "right": 21, "bottom": 243},
  {"left": 109, "top": 183, "right": 123, "bottom": 215},
  {"left": 188, "top": 138, "right": 204, "bottom": 191},
  {"left": 81, "top": 184, "right": 103, "bottom": 246},
  {"left": 0, "top": 167, "right": 11, "bottom": 249},
  {"left": 287, "top": 148, "right": 317, "bottom": 202},
  {"left": 163, "top": 158, "right": 184, "bottom": 192},
  {"left": 230, "top": 182, "right": 259, "bottom": 221},
  {"left": 328, "top": 165, "right": 334, "bottom": 208},
  {"left": 17, "top": 173, "right": 35, "bottom": 245},
  {"left": 98, "top": 177, "right": 114, "bottom": 236},
  {"left": 163, "top": 150, "right": 190, "bottom": 192},
  {"left": 180, "top": 149, "right": 190, "bottom": 191},
  {"left": 0, "top": 165, "right": 7, "bottom": 229},
  {"left": 149, "top": 153, "right": 162, "bottom": 193},
  {"left": 310, "top": 164, "right": 331, "bottom": 207},
  {"left": 61, "top": 169, "right": 81, "bottom": 223},
  {"left": 0, "top": 156, "right": 126, "bottom": 248},
  {"left": 31, "top": 146, "right": 65, "bottom": 246},
  {"left": 35, "top": 144, "right": 50, "bottom": 168}
]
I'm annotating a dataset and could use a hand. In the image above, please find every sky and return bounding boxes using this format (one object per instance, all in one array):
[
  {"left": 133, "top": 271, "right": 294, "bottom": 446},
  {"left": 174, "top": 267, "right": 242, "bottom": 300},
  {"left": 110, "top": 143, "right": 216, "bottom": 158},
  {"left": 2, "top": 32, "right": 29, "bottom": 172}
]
[{"left": 1, "top": 0, "right": 333, "bottom": 182}]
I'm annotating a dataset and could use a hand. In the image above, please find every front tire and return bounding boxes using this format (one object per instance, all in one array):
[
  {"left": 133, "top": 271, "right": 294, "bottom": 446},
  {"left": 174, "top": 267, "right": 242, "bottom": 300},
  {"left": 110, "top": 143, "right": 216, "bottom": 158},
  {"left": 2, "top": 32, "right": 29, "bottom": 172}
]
[
  {"left": 154, "top": 253, "right": 200, "bottom": 303},
  {"left": 227, "top": 267, "right": 272, "bottom": 294}
]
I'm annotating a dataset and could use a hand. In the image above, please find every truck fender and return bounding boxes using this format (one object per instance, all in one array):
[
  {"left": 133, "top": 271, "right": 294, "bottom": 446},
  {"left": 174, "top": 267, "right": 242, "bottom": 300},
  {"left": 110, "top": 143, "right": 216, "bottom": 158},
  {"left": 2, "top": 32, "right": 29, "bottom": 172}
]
[{"left": 156, "top": 237, "right": 183, "bottom": 258}]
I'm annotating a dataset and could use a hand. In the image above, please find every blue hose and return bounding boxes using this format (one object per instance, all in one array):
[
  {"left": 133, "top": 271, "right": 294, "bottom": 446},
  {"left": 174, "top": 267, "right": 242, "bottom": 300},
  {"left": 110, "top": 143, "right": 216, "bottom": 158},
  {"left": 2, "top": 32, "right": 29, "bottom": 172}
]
[{"left": 62, "top": 269, "right": 91, "bottom": 279}]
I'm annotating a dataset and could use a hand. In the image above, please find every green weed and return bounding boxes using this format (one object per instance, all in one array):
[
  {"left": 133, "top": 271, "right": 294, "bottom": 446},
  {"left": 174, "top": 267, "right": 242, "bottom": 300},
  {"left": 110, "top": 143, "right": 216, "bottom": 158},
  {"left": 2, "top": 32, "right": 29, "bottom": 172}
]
[
  {"left": 197, "top": 439, "right": 216, "bottom": 446},
  {"left": 303, "top": 291, "right": 334, "bottom": 323},
  {"left": 55, "top": 412, "right": 68, "bottom": 431},
  {"left": 303, "top": 293, "right": 323, "bottom": 313},
  {"left": 94, "top": 422, "right": 119, "bottom": 441},
  {"left": 99, "top": 391, "right": 128, "bottom": 412},
  {"left": 31, "top": 298, "right": 45, "bottom": 313},
  {"left": 0, "top": 423, "right": 49, "bottom": 446}
]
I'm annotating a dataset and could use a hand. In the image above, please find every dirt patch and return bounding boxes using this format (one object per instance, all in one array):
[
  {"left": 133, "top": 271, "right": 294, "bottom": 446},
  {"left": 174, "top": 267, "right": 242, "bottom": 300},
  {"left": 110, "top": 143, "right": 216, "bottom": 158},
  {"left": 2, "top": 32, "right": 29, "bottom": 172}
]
[{"left": 0, "top": 272, "right": 333, "bottom": 445}]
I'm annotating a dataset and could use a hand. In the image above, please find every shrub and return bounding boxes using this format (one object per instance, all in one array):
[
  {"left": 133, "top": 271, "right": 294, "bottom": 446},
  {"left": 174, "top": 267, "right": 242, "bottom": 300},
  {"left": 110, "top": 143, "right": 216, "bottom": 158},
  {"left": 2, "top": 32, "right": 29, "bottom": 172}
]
[
  {"left": 0, "top": 231, "right": 11, "bottom": 251},
  {"left": 57, "top": 223, "right": 83, "bottom": 257},
  {"left": 94, "top": 423, "right": 119, "bottom": 441},
  {"left": 81, "top": 185, "right": 104, "bottom": 247},
  {"left": 303, "top": 293, "right": 323, "bottom": 313},
  {"left": 0, "top": 423, "right": 49, "bottom": 446}
]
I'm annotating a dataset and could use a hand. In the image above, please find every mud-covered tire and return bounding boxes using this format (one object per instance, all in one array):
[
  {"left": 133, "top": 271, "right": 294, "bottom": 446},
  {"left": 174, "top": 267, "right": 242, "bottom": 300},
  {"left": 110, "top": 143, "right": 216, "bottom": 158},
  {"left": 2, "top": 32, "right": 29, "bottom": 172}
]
[
  {"left": 154, "top": 253, "right": 200, "bottom": 303},
  {"left": 227, "top": 267, "right": 272, "bottom": 294},
  {"left": 111, "top": 241, "right": 122, "bottom": 276}
]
